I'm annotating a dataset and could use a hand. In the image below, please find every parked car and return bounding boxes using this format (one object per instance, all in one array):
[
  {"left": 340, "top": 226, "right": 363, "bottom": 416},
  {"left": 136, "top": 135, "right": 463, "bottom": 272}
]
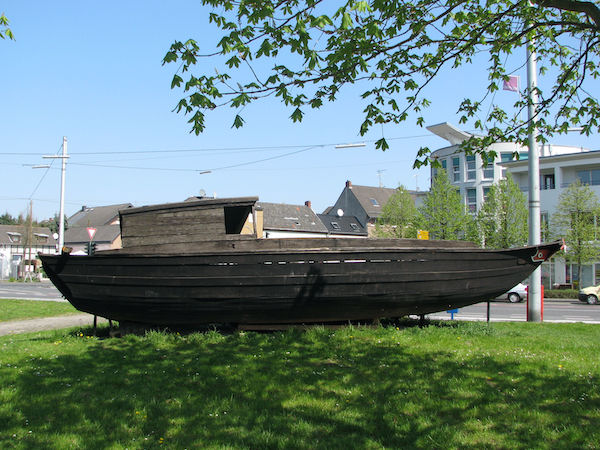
[
  {"left": 496, "top": 283, "right": 528, "bottom": 303},
  {"left": 578, "top": 285, "right": 600, "bottom": 305}
]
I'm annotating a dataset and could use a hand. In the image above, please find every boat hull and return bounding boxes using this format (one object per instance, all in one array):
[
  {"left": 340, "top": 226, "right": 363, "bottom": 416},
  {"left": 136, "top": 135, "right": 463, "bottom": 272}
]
[{"left": 40, "top": 241, "right": 562, "bottom": 325}]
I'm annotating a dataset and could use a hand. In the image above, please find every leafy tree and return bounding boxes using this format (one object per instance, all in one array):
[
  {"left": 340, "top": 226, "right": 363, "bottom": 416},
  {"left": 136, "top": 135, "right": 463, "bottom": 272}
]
[
  {"left": 164, "top": 0, "right": 600, "bottom": 165},
  {"left": 477, "top": 174, "right": 528, "bottom": 248},
  {"left": 38, "top": 214, "right": 66, "bottom": 234},
  {"left": 419, "top": 169, "right": 473, "bottom": 240},
  {"left": 374, "top": 185, "right": 418, "bottom": 238},
  {"left": 1, "top": 13, "right": 14, "bottom": 40},
  {"left": 551, "top": 178, "right": 600, "bottom": 285},
  {"left": 0, "top": 212, "right": 19, "bottom": 225}
]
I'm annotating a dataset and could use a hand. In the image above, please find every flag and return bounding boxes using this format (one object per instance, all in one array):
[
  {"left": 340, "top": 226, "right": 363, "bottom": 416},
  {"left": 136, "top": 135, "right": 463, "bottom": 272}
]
[{"left": 503, "top": 75, "right": 519, "bottom": 92}]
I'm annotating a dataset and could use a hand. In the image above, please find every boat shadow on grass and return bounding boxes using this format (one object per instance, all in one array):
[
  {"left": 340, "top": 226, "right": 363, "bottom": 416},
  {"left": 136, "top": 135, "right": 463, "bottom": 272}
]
[{"left": 2, "top": 324, "right": 598, "bottom": 448}]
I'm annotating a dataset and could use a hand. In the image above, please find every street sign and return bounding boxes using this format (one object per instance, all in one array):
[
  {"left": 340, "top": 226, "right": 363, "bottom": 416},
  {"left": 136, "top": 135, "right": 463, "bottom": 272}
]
[
  {"left": 417, "top": 230, "right": 429, "bottom": 240},
  {"left": 447, "top": 308, "right": 459, "bottom": 320},
  {"left": 86, "top": 227, "right": 97, "bottom": 241}
]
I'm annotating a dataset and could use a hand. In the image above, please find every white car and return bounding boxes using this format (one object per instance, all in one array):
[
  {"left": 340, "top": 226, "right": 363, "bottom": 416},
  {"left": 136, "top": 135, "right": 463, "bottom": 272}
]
[
  {"left": 579, "top": 285, "right": 600, "bottom": 305},
  {"left": 496, "top": 283, "right": 528, "bottom": 303}
]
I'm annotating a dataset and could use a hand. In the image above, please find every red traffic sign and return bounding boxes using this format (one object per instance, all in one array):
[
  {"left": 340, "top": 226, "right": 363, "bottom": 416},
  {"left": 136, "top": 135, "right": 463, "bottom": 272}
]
[{"left": 86, "top": 227, "right": 97, "bottom": 241}]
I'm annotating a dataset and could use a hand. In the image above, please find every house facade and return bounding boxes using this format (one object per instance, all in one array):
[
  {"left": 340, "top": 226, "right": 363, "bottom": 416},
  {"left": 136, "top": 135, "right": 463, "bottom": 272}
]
[
  {"left": 427, "top": 122, "right": 587, "bottom": 213},
  {"left": 428, "top": 122, "right": 595, "bottom": 288},
  {"left": 328, "top": 180, "right": 426, "bottom": 234},
  {"left": 503, "top": 150, "right": 600, "bottom": 288},
  {"left": 0, "top": 225, "right": 57, "bottom": 279},
  {"left": 65, "top": 203, "right": 133, "bottom": 254}
]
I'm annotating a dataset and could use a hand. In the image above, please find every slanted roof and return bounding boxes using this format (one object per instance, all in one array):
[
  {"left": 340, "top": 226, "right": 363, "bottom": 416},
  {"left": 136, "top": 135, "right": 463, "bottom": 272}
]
[
  {"left": 0, "top": 225, "right": 57, "bottom": 246},
  {"left": 64, "top": 224, "right": 122, "bottom": 244},
  {"left": 317, "top": 214, "right": 368, "bottom": 236},
  {"left": 349, "top": 184, "right": 424, "bottom": 220},
  {"left": 68, "top": 203, "right": 133, "bottom": 227},
  {"left": 258, "top": 202, "right": 328, "bottom": 234},
  {"left": 348, "top": 185, "right": 397, "bottom": 219}
]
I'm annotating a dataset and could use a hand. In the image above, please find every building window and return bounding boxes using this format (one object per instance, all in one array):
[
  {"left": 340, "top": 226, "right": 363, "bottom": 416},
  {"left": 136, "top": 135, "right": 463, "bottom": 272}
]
[
  {"left": 500, "top": 152, "right": 513, "bottom": 177},
  {"left": 7, "top": 232, "right": 21, "bottom": 244},
  {"left": 433, "top": 159, "right": 448, "bottom": 179},
  {"left": 466, "top": 155, "right": 476, "bottom": 181},
  {"left": 541, "top": 173, "right": 555, "bottom": 190},
  {"left": 331, "top": 222, "right": 341, "bottom": 230},
  {"left": 577, "top": 168, "right": 600, "bottom": 186},
  {"left": 452, "top": 157, "right": 460, "bottom": 182},
  {"left": 466, "top": 188, "right": 477, "bottom": 212},
  {"left": 34, "top": 233, "right": 49, "bottom": 244},
  {"left": 482, "top": 160, "right": 494, "bottom": 179},
  {"left": 483, "top": 187, "right": 491, "bottom": 203},
  {"left": 369, "top": 198, "right": 380, "bottom": 207}
]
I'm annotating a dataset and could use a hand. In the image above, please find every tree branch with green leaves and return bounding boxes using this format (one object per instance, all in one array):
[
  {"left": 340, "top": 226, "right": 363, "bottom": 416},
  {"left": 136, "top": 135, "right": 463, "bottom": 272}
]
[
  {"left": 164, "top": 0, "right": 600, "bottom": 165},
  {"left": 1, "top": 13, "right": 14, "bottom": 40}
]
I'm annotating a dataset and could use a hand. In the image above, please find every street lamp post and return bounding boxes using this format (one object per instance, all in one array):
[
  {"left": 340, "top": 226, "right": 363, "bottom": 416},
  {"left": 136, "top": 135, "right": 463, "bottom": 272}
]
[
  {"left": 526, "top": 34, "right": 542, "bottom": 322},
  {"left": 43, "top": 137, "right": 69, "bottom": 252}
]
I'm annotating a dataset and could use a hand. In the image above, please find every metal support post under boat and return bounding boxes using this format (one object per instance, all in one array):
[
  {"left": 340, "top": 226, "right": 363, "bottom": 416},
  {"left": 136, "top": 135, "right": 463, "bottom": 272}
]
[
  {"left": 487, "top": 301, "right": 490, "bottom": 323},
  {"left": 93, "top": 315, "right": 97, "bottom": 336},
  {"left": 526, "top": 32, "right": 542, "bottom": 322}
]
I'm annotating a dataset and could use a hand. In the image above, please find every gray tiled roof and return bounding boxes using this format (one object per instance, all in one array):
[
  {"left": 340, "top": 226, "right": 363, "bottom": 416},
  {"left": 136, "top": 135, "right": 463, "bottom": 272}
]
[
  {"left": 258, "top": 202, "right": 328, "bottom": 233},
  {"left": 349, "top": 185, "right": 397, "bottom": 218},
  {"left": 64, "top": 224, "right": 121, "bottom": 244},
  {"left": 68, "top": 203, "right": 133, "bottom": 227},
  {"left": 0, "top": 225, "right": 57, "bottom": 246},
  {"left": 317, "top": 214, "right": 368, "bottom": 236}
]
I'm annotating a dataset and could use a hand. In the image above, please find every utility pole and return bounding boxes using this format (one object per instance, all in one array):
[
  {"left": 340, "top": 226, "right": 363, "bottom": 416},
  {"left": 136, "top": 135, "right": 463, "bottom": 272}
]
[
  {"left": 23, "top": 200, "right": 34, "bottom": 281},
  {"left": 44, "top": 137, "right": 68, "bottom": 252},
  {"left": 526, "top": 33, "right": 542, "bottom": 322}
]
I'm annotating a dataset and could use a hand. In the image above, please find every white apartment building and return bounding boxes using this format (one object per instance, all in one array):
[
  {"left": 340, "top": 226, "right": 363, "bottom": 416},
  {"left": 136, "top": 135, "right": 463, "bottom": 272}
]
[
  {"left": 504, "top": 150, "right": 600, "bottom": 288},
  {"left": 428, "top": 122, "right": 596, "bottom": 288}
]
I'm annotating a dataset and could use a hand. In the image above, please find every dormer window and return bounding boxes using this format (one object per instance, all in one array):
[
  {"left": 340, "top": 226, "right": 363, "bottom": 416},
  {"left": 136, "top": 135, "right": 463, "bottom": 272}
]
[
  {"left": 7, "top": 232, "right": 22, "bottom": 243},
  {"left": 34, "top": 233, "right": 49, "bottom": 244}
]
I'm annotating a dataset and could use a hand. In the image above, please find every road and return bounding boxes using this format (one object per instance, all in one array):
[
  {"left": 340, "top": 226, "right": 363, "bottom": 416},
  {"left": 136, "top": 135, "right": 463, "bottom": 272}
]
[
  {"left": 0, "top": 280, "right": 65, "bottom": 302},
  {"left": 427, "top": 299, "right": 600, "bottom": 324},
  {"left": 1, "top": 281, "right": 600, "bottom": 323}
]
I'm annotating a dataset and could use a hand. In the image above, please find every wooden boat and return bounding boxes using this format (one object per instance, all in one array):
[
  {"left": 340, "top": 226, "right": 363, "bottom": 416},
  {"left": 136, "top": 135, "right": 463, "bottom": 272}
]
[{"left": 40, "top": 197, "right": 562, "bottom": 326}]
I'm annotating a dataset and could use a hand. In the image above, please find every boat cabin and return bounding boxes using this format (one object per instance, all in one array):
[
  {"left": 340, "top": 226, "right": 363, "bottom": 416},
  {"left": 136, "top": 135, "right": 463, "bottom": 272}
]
[{"left": 119, "top": 197, "right": 260, "bottom": 249}]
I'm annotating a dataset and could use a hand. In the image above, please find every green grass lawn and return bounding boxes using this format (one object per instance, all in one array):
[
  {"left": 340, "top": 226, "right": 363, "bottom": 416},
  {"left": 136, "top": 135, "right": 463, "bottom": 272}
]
[
  {"left": 0, "top": 299, "right": 78, "bottom": 322},
  {"left": 0, "top": 322, "right": 598, "bottom": 449}
]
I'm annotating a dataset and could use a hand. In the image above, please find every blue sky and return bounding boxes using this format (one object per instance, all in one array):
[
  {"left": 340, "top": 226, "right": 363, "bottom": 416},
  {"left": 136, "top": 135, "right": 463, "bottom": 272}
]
[{"left": 2, "top": 1, "right": 598, "bottom": 221}]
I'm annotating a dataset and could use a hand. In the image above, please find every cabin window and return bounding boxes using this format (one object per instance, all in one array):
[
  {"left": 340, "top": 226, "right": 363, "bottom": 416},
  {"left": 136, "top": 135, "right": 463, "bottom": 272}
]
[
  {"left": 331, "top": 222, "right": 341, "bottom": 230},
  {"left": 350, "top": 223, "right": 359, "bottom": 231},
  {"left": 224, "top": 205, "right": 253, "bottom": 234}
]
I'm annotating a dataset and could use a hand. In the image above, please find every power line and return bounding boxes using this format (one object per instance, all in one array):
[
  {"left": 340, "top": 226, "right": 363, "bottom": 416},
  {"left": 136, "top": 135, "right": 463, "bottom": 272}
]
[{"left": 0, "top": 132, "right": 434, "bottom": 157}]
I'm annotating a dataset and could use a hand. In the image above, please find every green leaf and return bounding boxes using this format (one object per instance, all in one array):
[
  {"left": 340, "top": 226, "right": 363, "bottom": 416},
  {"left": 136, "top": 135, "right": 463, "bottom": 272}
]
[
  {"left": 232, "top": 114, "right": 245, "bottom": 128},
  {"left": 341, "top": 12, "right": 352, "bottom": 29}
]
